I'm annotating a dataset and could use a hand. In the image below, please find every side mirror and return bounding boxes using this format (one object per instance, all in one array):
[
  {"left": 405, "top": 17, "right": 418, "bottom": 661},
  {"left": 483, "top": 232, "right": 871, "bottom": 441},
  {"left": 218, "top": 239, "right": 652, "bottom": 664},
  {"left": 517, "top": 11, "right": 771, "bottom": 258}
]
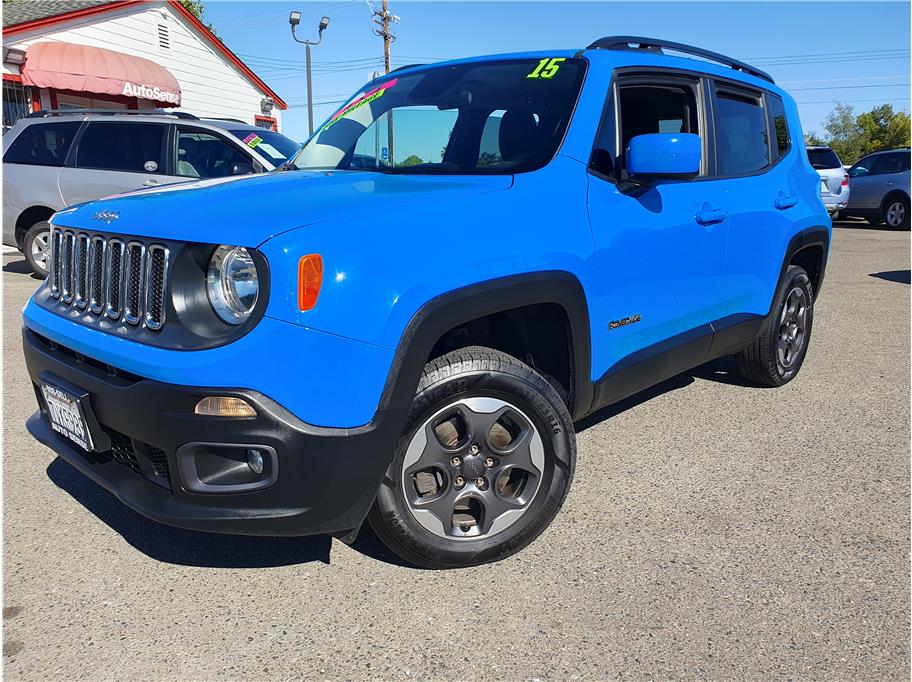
[
  {"left": 626, "top": 133, "right": 701, "bottom": 180},
  {"left": 229, "top": 162, "right": 255, "bottom": 176}
]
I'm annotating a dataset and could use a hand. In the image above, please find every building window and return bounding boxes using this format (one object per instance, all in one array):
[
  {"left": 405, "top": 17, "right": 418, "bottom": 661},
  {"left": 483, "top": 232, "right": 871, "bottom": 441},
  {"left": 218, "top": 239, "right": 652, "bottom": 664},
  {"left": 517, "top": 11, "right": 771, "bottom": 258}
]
[
  {"left": 255, "top": 115, "right": 278, "bottom": 132},
  {"left": 3, "top": 80, "right": 32, "bottom": 133}
]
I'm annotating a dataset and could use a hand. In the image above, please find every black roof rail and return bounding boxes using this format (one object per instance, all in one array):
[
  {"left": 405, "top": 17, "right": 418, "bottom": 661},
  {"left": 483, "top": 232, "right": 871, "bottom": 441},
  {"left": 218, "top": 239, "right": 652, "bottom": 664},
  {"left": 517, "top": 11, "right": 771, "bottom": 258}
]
[
  {"left": 26, "top": 109, "right": 199, "bottom": 119},
  {"left": 201, "top": 117, "right": 248, "bottom": 124},
  {"left": 586, "top": 35, "right": 774, "bottom": 84}
]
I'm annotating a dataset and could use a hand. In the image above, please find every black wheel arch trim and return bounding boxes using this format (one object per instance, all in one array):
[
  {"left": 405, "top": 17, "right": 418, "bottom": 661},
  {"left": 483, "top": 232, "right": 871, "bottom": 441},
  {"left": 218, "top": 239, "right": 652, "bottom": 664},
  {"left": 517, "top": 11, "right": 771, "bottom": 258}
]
[
  {"left": 779, "top": 225, "right": 830, "bottom": 298},
  {"left": 374, "top": 271, "right": 594, "bottom": 422}
]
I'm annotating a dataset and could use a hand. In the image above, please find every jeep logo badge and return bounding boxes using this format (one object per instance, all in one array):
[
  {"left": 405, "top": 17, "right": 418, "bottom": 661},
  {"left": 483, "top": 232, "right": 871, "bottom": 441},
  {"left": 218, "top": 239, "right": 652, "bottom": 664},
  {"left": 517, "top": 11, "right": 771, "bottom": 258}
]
[{"left": 92, "top": 210, "right": 119, "bottom": 224}]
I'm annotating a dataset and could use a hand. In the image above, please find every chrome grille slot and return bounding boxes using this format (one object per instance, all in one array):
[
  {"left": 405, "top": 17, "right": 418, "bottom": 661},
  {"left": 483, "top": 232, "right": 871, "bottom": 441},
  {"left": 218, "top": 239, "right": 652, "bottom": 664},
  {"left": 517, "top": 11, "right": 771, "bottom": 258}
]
[
  {"left": 61, "top": 231, "right": 75, "bottom": 304},
  {"left": 46, "top": 230, "right": 170, "bottom": 331},
  {"left": 144, "top": 245, "right": 169, "bottom": 330},
  {"left": 74, "top": 234, "right": 90, "bottom": 309},
  {"left": 123, "top": 242, "right": 145, "bottom": 325},
  {"left": 105, "top": 239, "right": 125, "bottom": 319},
  {"left": 88, "top": 236, "right": 106, "bottom": 314}
]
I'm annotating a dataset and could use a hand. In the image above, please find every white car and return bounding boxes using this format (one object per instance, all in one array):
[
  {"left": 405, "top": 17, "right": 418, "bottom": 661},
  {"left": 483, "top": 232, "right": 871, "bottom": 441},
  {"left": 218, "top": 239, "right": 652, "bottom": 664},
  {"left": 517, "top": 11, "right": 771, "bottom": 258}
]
[{"left": 807, "top": 145, "right": 849, "bottom": 217}]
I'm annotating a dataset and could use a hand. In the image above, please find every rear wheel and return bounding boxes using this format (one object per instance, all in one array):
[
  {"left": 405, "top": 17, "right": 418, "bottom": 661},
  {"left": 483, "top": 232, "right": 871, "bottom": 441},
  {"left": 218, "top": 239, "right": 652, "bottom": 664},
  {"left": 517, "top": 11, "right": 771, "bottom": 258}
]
[
  {"left": 883, "top": 195, "right": 910, "bottom": 230},
  {"left": 23, "top": 221, "right": 51, "bottom": 277},
  {"left": 368, "top": 346, "right": 575, "bottom": 568},
  {"left": 736, "top": 265, "right": 814, "bottom": 387}
]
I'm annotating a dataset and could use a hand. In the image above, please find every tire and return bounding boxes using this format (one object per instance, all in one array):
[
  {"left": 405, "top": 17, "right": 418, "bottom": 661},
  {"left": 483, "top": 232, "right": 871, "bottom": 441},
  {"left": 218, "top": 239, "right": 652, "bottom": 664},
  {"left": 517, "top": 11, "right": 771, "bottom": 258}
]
[
  {"left": 368, "top": 346, "right": 576, "bottom": 569},
  {"left": 736, "top": 265, "right": 814, "bottom": 387},
  {"left": 23, "top": 221, "right": 51, "bottom": 277},
  {"left": 883, "top": 195, "right": 910, "bottom": 230}
]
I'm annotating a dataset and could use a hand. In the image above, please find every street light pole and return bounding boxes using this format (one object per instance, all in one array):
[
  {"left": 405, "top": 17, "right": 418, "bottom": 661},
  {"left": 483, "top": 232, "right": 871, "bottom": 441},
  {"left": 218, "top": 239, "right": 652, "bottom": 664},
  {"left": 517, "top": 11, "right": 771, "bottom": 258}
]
[{"left": 289, "top": 12, "right": 330, "bottom": 137}]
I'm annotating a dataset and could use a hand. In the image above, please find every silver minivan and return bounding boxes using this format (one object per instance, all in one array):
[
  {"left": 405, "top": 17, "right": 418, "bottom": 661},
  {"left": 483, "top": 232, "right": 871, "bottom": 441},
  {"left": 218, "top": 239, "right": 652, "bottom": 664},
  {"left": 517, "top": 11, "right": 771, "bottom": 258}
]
[{"left": 3, "top": 110, "right": 300, "bottom": 275}]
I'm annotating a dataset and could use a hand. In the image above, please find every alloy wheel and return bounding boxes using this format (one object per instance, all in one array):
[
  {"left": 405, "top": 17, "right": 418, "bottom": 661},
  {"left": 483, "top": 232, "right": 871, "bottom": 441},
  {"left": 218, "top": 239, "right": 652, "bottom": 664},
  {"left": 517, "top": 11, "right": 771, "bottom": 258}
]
[
  {"left": 30, "top": 229, "right": 51, "bottom": 272},
  {"left": 777, "top": 286, "right": 808, "bottom": 370},
  {"left": 886, "top": 201, "right": 905, "bottom": 227},
  {"left": 401, "top": 396, "right": 544, "bottom": 540}
]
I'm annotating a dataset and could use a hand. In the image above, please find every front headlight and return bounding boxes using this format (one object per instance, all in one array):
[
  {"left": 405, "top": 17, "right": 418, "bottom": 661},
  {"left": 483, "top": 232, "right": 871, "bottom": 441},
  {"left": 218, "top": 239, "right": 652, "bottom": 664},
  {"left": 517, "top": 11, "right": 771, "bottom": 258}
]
[{"left": 207, "top": 245, "right": 259, "bottom": 324}]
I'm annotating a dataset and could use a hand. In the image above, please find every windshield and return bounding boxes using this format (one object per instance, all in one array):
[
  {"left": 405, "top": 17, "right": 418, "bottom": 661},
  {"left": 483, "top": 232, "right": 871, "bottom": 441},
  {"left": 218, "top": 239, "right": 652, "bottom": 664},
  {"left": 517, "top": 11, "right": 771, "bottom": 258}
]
[
  {"left": 807, "top": 147, "right": 841, "bottom": 170},
  {"left": 228, "top": 128, "right": 300, "bottom": 165},
  {"left": 289, "top": 57, "right": 585, "bottom": 174}
]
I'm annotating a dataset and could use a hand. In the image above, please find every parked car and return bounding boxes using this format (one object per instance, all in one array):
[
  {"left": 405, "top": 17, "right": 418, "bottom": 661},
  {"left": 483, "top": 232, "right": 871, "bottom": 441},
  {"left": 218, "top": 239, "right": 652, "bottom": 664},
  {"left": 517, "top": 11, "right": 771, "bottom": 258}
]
[
  {"left": 807, "top": 145, "right": 849, "bottom": 217},
  {"left": 2, "top": 110, "right": 300, "bottom": 275},
  {"left": 22, "top": 37, "right": 830, "bottom": 569},
  {"left": 843, "top": 148, "right": 911, "bottom": 229}
]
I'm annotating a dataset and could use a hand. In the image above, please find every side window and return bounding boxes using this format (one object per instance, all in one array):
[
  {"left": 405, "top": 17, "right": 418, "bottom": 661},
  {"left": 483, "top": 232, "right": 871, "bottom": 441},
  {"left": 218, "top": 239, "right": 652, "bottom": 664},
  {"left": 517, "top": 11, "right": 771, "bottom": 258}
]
[
  {"left": 714, "top": 87, "right": 769, "bottom": 176},
  {"left": 616, "top": 81, "right": 700, "bottom": 177},
  {"left": 3, "top": 122, "right": 81, "bottom": 167},
  {"left": 869, "top": 152, "right": 906, "bottom": 176},
  {"left": 176, "top": 128, "right": 253, "bottom": 178},
  {"left": 76, "top": 122, "right": 165, "bottom": 173},
  {"left": 767, "top": 94, "right": 790, "bottom": 160}
]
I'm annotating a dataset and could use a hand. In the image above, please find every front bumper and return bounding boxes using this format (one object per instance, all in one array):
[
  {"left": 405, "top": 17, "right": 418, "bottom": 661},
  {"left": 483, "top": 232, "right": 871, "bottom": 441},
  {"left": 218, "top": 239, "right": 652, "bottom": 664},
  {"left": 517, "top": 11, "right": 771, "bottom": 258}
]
[{"left": 23, "top": 328, "right": 405, "bottom": 537}]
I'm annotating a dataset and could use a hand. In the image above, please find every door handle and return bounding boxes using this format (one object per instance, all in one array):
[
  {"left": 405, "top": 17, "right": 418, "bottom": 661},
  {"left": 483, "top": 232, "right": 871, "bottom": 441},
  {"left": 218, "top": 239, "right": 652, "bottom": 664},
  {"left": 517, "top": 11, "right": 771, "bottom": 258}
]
[
  {"left": 142, "top": 179, "right": 160, "bottom": 187},
  {"left": 695, "top": 204, "right": 727, "bottom": 226},
  {"left": 774, "top": 191, "right": 798, "bottom": 210}
]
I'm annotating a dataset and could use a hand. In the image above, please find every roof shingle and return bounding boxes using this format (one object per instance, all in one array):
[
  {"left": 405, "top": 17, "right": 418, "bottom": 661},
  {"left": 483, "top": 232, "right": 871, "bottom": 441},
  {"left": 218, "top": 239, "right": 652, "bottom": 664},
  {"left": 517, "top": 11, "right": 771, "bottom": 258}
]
[{"left": 3, "top": 0, "right": 117, "bottom": 29}]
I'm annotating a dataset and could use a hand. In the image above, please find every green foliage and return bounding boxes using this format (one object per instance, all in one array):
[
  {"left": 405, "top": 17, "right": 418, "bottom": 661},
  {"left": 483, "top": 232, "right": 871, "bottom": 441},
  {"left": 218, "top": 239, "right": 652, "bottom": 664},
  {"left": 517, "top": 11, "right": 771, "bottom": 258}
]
[
  {"left": 398, "top": 154, "right": 424, "bottom": 167},
  {"left": 807, "top": 101, "right": 910, "bottom": 164},
  {"left": 179, "top": 0, "right": 219, "bottom": 38}
]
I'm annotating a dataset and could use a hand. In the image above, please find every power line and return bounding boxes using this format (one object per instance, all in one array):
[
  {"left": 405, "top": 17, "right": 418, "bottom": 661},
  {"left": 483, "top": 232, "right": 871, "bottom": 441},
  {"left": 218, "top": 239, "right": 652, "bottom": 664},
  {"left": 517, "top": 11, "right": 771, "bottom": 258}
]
[{"left": 789, "top": 82, "right": 910, "bottom": 92}]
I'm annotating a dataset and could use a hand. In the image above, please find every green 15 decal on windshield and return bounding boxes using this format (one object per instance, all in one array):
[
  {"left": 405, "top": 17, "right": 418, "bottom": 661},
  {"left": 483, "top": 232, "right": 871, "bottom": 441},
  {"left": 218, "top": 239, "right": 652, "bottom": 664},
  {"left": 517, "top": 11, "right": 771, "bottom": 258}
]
[{"left": 527, "top": 57, "right": 566, "bottom": 80}]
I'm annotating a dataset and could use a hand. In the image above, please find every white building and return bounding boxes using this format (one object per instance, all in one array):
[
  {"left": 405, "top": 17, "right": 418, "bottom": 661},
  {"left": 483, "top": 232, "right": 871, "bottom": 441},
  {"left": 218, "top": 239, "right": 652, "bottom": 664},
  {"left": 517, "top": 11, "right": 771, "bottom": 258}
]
[{"left": 2, "top": 0, "right": 286, "bottom": 131}]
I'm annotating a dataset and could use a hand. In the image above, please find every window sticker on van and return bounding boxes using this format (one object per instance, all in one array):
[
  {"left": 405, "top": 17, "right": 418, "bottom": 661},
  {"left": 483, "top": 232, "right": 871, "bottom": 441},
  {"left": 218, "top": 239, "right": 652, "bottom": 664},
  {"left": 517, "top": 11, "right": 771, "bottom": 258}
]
[
  {"left": 256, "top": 143, "right": 285, "bottom": 160},
  {"left": 242, "top": 133, "right": 263, "bottom": 148}
]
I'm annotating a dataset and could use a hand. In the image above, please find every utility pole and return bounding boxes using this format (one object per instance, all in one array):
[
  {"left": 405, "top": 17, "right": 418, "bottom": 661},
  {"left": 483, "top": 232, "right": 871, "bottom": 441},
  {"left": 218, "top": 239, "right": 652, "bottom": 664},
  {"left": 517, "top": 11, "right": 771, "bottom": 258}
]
[{"left": 371, "top": 0, "right": 397, "bottom": 164}]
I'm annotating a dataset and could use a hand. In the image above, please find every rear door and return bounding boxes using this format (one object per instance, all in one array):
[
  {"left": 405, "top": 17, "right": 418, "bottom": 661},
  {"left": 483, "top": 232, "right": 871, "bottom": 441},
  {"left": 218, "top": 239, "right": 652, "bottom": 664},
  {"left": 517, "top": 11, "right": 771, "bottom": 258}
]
[{"left": 58, "top": 120, "right": 169, "bottom": 205}]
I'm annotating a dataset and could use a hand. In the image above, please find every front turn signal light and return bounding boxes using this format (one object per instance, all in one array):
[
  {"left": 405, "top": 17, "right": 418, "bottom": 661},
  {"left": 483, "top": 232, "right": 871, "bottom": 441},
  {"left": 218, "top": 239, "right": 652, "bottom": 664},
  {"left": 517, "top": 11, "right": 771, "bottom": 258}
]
[
  {"left": 298, "top": 254, "right": 323, "bottom": 311},
  {"left": 195, "top": 396, "right": 256, "bottom": 417}
]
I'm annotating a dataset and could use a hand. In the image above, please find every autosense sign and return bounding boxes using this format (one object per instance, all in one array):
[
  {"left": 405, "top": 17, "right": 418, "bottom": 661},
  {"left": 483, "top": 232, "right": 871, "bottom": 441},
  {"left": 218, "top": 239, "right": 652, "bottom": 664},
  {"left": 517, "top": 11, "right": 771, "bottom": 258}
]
[{"left": 121, "top": 81, "right": 181, "bottom": 105}]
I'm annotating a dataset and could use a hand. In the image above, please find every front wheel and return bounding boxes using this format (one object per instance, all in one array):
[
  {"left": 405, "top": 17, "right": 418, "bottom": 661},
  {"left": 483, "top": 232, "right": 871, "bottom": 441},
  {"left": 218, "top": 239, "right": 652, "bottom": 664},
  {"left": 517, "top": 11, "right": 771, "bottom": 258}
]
[
  {"left": 23, "top": 221, "right": 51, "bottom": 277},
  {"left": 368, "top": 346, "right": 575, "bottom": 568},
  {"left": 736, "top": 265, "right": 814, "bottom": 387}
]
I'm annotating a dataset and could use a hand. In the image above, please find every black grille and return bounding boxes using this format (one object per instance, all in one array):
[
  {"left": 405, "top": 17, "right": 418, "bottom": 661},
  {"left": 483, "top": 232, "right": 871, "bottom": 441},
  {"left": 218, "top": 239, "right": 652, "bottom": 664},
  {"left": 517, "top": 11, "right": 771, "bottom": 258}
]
[
  {"left": 97, "top": 426, "right": 172, "bottom": 487},
  {"left": 146, "top": 446, "right": 171, "bottom": 481},
  {"left": 48, "top": 229, "right": 170, "bottom": 329},
  {"left": 107, "top": 429, "right": 141, "bottom": 474}
]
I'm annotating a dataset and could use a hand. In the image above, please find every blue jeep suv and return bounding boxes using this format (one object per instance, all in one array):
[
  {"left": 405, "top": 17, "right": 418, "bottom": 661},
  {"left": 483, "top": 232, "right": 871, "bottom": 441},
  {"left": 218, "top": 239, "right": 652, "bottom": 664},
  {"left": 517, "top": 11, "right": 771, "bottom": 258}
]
[{"left": 22, "top": 37, "right": 830, "bottom": 568}]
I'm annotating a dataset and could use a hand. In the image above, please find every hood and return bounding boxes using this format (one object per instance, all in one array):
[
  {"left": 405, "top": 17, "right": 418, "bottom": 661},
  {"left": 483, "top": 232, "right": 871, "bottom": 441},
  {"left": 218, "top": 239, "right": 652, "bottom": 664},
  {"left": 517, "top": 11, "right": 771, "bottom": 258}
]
[{"left": 50, "top": 170, "right": 514, "bottom": 246}]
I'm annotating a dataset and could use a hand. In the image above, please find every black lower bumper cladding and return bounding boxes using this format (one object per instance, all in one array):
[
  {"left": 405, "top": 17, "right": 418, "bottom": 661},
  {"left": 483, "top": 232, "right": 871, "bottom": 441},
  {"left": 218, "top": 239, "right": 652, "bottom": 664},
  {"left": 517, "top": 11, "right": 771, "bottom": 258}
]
[{"left": 22, "top": 328, "right": 405, "bottom": 537}]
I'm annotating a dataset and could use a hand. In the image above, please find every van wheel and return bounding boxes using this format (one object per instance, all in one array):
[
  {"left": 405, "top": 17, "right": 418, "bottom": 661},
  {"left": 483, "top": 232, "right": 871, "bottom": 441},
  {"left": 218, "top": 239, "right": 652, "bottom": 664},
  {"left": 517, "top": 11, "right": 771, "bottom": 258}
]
[
  {"left": 23, "top": 221, "right": 51, "bottom": 277},
  {"left": 883, "top": 195, "right": 910, "bottom": 230},
  {"left": 368, "top": 346, "right": 575, "bottom": 569},
  {"left": 736, "top": 265, "right": 814, "bottom": 387}
]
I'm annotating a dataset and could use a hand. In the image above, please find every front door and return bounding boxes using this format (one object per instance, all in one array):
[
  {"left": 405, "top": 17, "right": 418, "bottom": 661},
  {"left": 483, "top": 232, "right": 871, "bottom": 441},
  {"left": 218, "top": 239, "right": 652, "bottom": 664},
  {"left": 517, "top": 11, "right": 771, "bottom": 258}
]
[{"left": 586, "top": 73, "right": 730, "bottom": 397}]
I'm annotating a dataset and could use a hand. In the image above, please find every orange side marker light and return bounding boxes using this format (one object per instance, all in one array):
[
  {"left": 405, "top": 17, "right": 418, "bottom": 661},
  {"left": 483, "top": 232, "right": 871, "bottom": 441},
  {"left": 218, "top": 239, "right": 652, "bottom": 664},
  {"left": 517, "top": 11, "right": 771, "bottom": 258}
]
[{"left": 297, "top": 254, "right": 323, "bottom": 311}]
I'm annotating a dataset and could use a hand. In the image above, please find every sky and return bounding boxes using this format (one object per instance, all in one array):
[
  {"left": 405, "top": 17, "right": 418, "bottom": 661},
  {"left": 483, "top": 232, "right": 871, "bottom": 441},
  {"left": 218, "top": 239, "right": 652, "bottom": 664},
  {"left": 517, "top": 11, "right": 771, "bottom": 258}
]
[{"left": 202, "top": 0, "right": 912, "bottom": 144}]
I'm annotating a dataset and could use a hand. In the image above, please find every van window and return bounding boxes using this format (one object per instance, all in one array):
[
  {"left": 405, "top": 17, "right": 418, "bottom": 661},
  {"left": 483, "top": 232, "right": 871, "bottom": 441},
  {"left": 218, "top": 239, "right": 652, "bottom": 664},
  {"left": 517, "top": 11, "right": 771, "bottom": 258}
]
[
  {"left": 767, "top": 95, "right": 790, "bottom": 160},
  {"left": 76, "top": 121, "right": 166, "bottom": 173},
  {"left": 715, "top": 89, "right": 769, "bottom": 175},
  {"left": 3, "top": 121, "right": 81, "bottom": 167}
]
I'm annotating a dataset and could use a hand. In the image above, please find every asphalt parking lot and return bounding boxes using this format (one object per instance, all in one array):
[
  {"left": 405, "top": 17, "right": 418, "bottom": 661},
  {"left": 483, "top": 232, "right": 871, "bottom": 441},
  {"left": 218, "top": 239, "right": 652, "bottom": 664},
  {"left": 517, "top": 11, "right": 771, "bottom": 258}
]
[{"left": 2, "top": 221, "right": 909, "bottom": 680}]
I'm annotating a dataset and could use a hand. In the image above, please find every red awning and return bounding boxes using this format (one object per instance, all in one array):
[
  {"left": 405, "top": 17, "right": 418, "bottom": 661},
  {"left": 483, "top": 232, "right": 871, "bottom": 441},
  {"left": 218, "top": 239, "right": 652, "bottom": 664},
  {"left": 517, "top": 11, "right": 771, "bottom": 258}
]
[{"left": 21, "top": 42, "right": 181, "bottom": 106}]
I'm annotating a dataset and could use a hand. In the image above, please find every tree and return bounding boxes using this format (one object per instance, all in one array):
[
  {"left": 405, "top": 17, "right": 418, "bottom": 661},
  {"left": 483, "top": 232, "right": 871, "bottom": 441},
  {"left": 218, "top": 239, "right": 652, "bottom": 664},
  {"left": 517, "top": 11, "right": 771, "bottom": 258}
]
[
  {"left": 806, "top": 101, "right": 910, "bottom": 164},
  {"left": 179, "top": 0, "right": 219, "bottom": 37},
  {"left": 398, "top": 154, "right": 424, "bottom": 167}
]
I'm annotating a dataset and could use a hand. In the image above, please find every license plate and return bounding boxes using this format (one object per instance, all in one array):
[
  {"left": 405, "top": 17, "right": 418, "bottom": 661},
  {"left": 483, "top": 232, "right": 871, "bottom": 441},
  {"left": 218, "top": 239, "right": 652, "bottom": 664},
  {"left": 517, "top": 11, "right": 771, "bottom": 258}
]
[{"left": 41, "top": 382, "right": 94, "bottom": 452}]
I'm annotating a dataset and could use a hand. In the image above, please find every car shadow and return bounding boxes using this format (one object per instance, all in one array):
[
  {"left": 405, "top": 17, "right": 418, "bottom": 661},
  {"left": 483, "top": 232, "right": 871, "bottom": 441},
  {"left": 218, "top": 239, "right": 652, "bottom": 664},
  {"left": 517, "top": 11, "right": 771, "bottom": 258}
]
[
  {"left": 832, "top": 219, "right": 902, "bottom": 232},
  {"left": 870, "top": 270, "right": 910, "bottom": 285},
  {"left": 2, "top": 257, "right": 42, "bottom": 278},
  {"left": 46, "top": 458, "right": 333, "bottom": 568},
  {"left": 575, "top": 355, "right": 756, "bottom": 433}
]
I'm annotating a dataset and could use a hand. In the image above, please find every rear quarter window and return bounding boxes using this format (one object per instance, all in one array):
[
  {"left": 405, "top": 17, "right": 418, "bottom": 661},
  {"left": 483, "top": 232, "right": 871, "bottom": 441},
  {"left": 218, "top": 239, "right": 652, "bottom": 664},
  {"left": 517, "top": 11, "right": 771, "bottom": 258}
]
[
  {"left": 714, "top": 88, "right": 769, "bottom": 176},
  {"left": 3, "top": 121, "right": 81, "bottom": 167},
  {"left": 767, "top": 95, "right": 790, "bottom": 160}
]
